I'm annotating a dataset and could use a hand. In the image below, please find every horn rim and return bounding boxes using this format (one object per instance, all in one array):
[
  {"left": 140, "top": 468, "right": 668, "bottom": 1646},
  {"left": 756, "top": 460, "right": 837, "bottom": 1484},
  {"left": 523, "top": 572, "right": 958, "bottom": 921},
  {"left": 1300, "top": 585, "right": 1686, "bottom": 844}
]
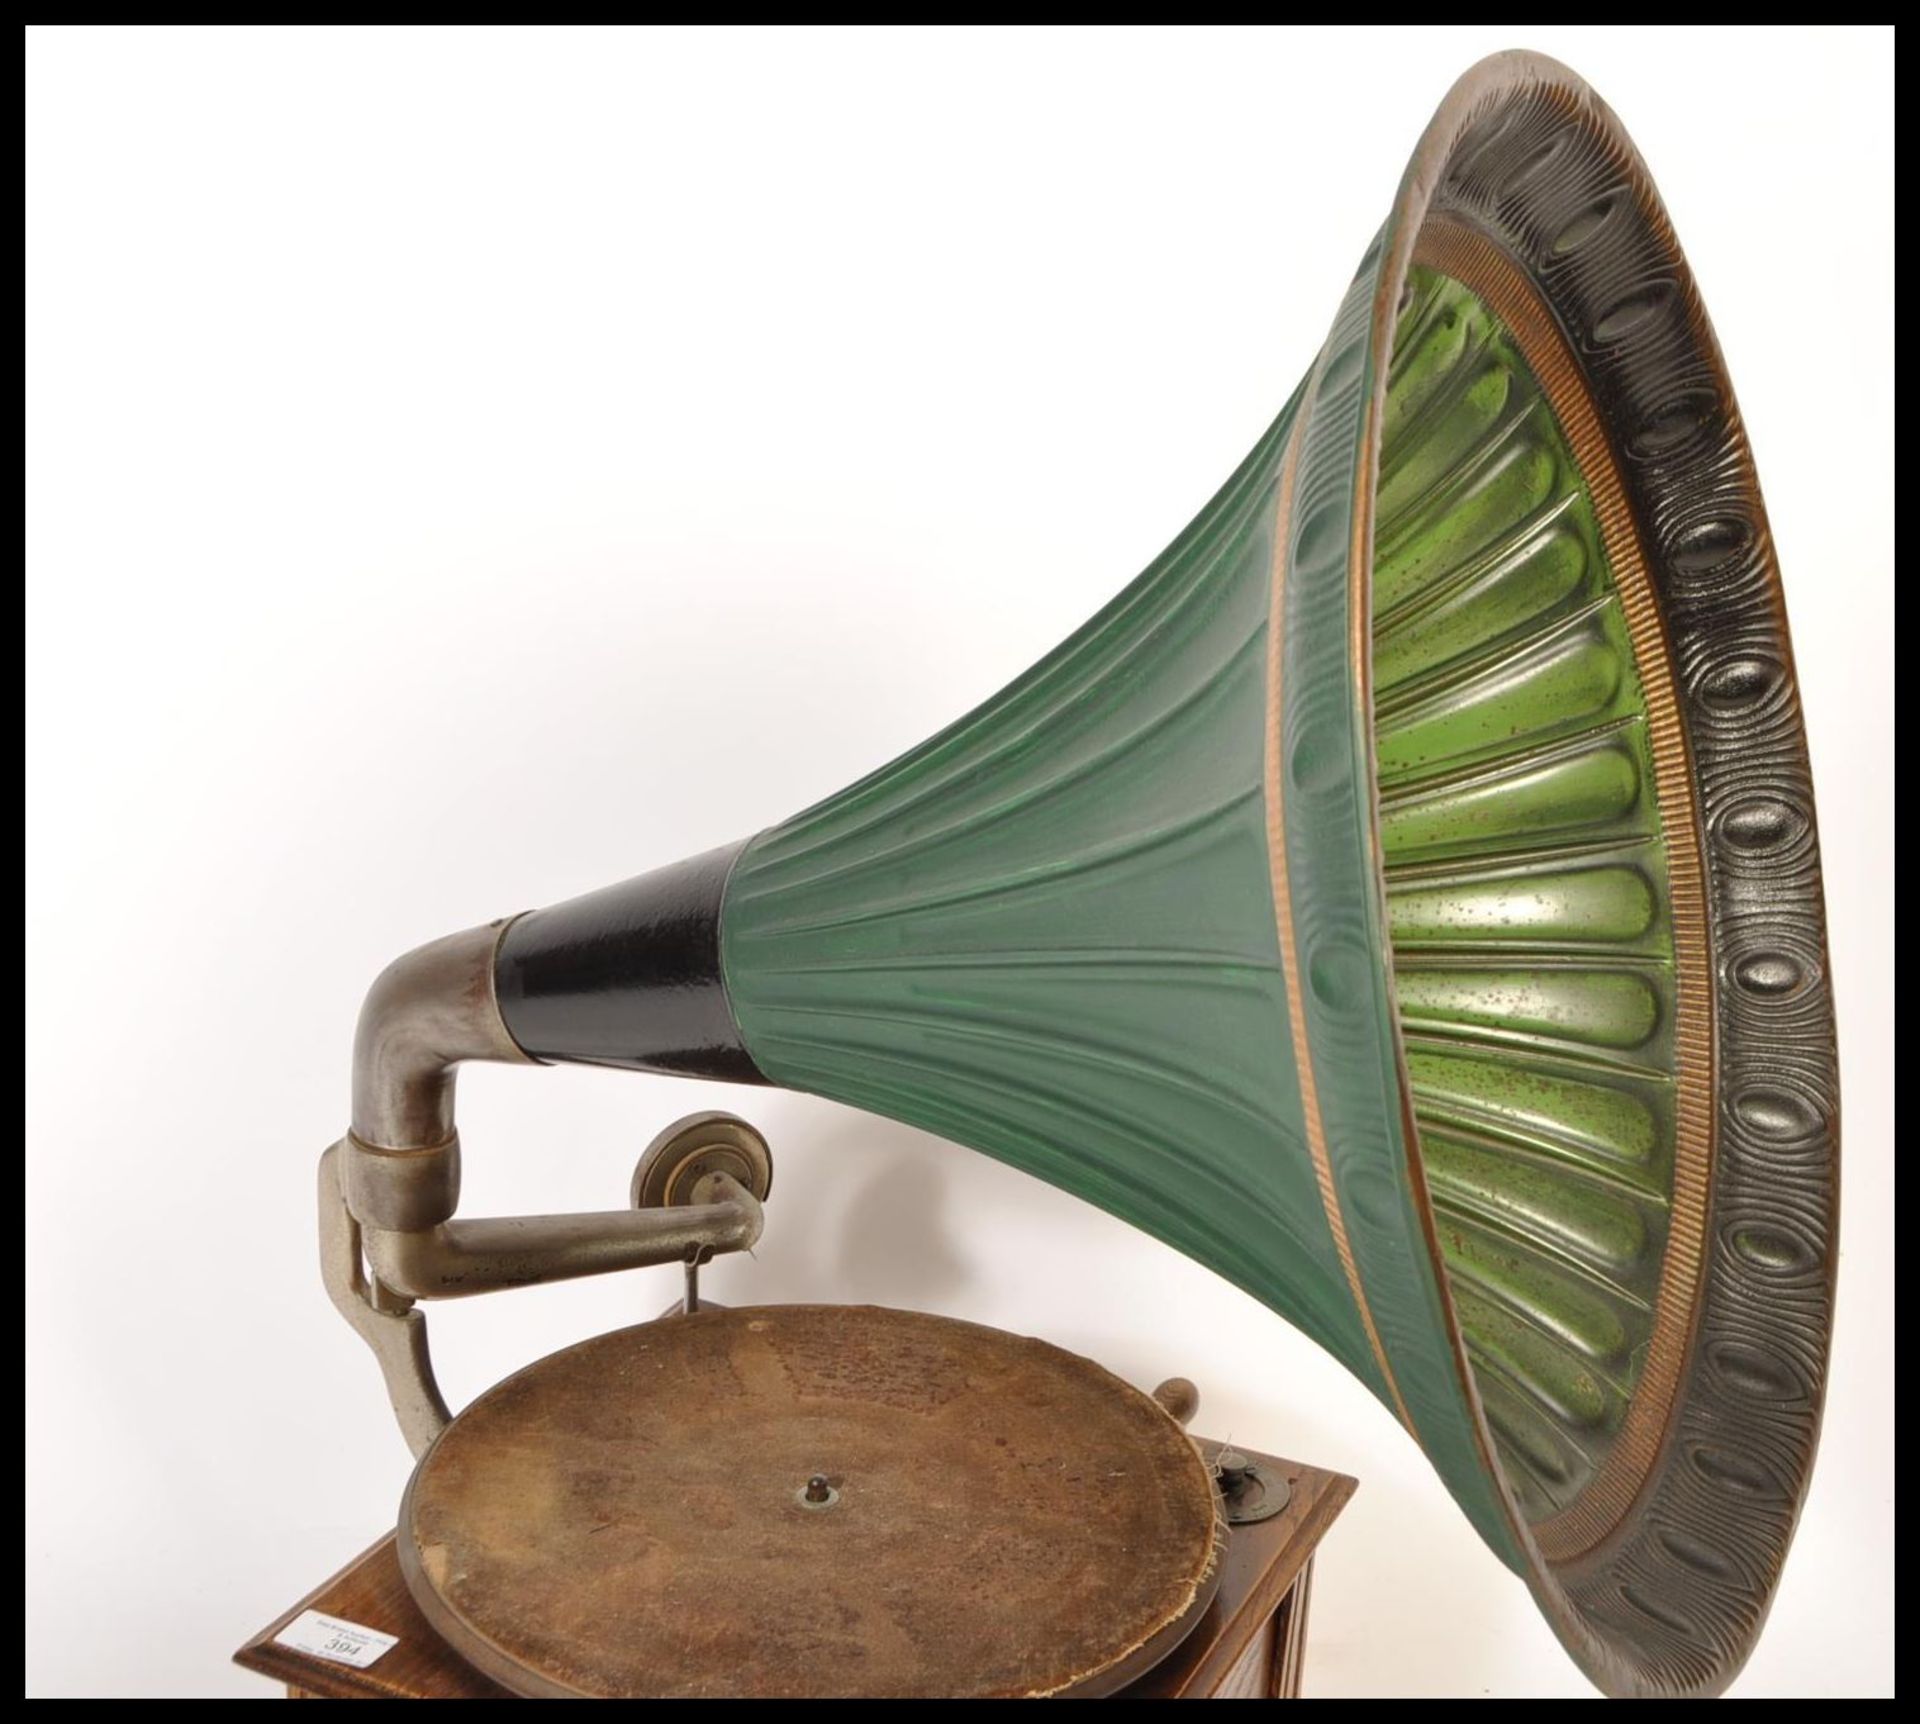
[{"left": 1349, "top": 50, "right": 1838, "bottom": 1697}]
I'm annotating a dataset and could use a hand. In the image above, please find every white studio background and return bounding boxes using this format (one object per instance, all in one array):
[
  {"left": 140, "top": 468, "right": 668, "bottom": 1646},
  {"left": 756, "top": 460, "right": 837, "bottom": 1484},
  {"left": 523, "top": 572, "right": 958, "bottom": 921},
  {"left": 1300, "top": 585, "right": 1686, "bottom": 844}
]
[{"left": 25, "top": 26, "right": 1894, "bottom": 1700}]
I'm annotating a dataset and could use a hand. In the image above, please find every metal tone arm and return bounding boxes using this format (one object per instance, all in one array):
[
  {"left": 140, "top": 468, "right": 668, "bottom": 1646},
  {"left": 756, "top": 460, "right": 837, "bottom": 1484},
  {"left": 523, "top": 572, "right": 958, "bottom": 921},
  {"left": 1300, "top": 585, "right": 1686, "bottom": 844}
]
[
  {"left": 320, "top": 920, "right": 774, "bottom": 1456},
  {"left": 361, "top": 1175, "right": 762, "bottom": 1301}
]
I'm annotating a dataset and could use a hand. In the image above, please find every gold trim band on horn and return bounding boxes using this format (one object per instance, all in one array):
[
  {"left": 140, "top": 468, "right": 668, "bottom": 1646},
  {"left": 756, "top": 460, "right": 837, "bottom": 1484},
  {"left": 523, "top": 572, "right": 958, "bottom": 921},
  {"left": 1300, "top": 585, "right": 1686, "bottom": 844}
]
[{"left": 1265, "top": 404, "right": 1417, "bottom": 1436}]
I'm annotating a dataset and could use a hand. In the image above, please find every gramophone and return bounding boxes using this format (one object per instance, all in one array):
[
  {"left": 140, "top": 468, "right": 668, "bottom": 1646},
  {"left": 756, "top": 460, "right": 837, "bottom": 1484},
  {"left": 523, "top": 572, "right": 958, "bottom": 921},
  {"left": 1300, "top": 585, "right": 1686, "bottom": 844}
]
[{"left": 309, "top": 51, "right": 1836, "bottom": 1700}]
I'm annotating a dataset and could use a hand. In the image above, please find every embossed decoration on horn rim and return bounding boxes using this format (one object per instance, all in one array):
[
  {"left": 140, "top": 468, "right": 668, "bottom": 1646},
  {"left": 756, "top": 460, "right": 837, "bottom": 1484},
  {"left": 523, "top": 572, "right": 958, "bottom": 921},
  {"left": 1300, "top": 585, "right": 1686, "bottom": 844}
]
[{"left": 1326, "top": 50, "right": 1837, "bottom": 1698}]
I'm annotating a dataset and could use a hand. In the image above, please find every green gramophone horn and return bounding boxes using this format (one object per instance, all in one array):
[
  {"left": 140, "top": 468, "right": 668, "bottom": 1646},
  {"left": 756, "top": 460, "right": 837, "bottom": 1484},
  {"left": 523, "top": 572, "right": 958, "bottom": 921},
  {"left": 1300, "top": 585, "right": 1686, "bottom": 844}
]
[{"left": 325, "top": 53, "right": 1836, "bottom": 1698}]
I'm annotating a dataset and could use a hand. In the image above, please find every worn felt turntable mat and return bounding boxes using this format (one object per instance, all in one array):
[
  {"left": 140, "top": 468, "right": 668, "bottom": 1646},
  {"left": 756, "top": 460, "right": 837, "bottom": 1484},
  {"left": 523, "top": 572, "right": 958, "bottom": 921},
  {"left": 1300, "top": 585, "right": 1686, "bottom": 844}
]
[{"left": 398, "top": 1304, "right": 1222, "bottom": 1698}]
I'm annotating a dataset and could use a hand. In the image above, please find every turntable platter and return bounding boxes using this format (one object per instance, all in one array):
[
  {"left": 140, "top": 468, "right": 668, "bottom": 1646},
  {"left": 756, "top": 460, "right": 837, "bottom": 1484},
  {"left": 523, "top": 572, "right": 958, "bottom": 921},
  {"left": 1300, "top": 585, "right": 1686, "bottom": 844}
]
[{"left": 397, "top": 1305, "right": 1223, "bottom": 1699}]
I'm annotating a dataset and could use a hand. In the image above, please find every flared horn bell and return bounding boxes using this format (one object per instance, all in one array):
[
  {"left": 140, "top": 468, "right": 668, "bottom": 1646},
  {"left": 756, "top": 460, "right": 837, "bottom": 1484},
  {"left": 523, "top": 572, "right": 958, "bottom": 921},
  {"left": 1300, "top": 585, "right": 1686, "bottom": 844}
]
[{"left": 381, "top": 54, "right": 1838, "bottom": 1698}]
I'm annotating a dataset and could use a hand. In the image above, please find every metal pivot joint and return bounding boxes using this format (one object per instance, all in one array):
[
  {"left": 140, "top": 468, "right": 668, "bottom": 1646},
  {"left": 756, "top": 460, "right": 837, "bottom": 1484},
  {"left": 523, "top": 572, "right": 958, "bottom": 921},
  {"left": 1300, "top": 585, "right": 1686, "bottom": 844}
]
[{"left": 318, "top": 919, "right": 774, "bottom": 1456}]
